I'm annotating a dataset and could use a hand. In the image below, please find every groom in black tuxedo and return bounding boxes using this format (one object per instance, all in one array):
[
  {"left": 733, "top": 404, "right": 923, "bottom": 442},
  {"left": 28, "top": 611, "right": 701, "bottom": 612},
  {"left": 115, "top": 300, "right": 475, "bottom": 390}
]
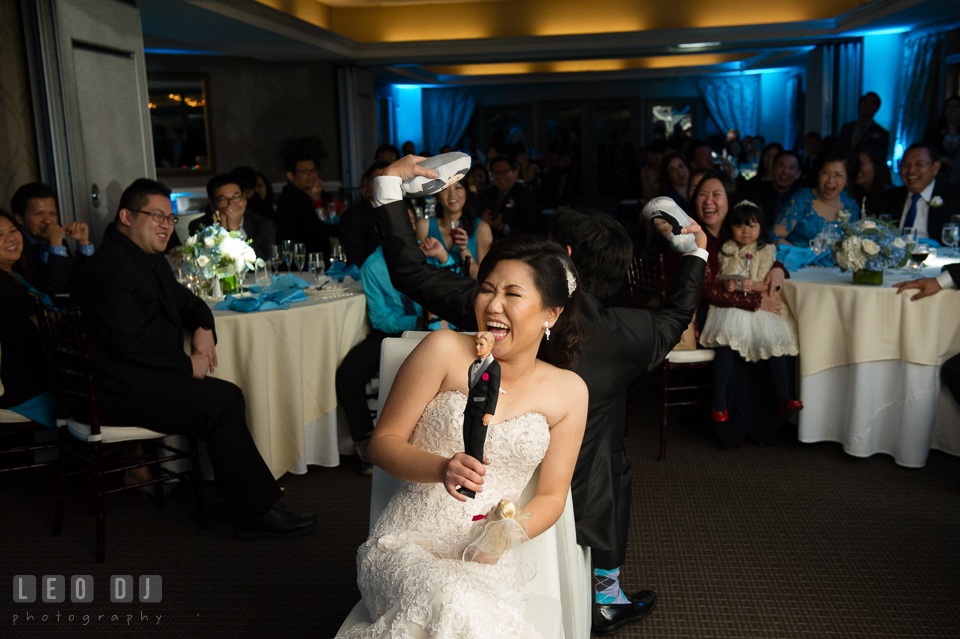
[
  {"left": 459, "top": 332, "right": 500, "bottom": 499},
  {"left": 370, "top": 157, "right": 707, "bottom": 635}
]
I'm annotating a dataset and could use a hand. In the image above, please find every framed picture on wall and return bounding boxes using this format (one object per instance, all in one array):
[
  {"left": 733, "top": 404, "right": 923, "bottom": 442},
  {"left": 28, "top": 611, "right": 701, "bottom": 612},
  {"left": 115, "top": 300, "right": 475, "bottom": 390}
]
[
  {"left": 642, "top": 98, "right": 698, "bottom": 147},
  {"left": 147, "top": 73, "right": 215, "bottom": 176}
]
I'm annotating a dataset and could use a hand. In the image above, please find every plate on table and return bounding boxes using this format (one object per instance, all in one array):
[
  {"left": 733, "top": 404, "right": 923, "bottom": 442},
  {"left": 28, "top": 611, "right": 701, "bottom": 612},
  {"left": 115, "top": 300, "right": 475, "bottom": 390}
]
[{"left": 307, "top": 282, "right": 358, "bottom": 298}]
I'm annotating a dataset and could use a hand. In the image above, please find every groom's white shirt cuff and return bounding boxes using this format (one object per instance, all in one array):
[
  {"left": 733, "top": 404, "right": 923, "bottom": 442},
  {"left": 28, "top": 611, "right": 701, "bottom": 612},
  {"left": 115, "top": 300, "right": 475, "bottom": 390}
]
[
  {"left": 374, "top": 176, "right": 403, "bottom": 208},
  {"left": 373, "top": 175, "right": 708, "bottom": 263},
  {"left": 936, "top": 271, "right": 956, "bottom": 290}
]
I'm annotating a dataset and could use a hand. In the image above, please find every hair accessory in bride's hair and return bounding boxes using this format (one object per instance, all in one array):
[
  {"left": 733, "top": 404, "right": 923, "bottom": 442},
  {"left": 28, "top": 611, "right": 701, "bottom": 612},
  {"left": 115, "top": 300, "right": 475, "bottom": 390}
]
[
  {"left": 734, "top": 200, "right": 759, "bottom": 209},
  {"left": 559, "top": 258, "right": 576, "bottom": 297}
]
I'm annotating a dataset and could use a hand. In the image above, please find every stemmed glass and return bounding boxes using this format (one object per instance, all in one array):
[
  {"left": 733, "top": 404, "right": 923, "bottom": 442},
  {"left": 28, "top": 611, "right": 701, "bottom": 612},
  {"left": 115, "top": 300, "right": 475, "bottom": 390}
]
[
  {"left": 308, "top": 252, "right": 325, "bottom": 282},
  {"left": 901, "top": 227, "right": 918, "bottom": 273},
  {"left": 293, "top": 242, "right": 306, "bottom": 275},
  {"left": 282, "top": 240, "right": 294, "bottom": 271},
  {"left": 330, "top": 245, "right": 345, "bottom": 267},
  {"left": 944, "top": 223, "right": 960, "bottom": 258},
  {"left": 255, "top": 260, "right": 273, "bottom": 289},
  {"left": 907, "top": 243, "right": 929, "bottom": 278},
  {"left": 270, "top": 245, "right": 285, "bottom": 274}
]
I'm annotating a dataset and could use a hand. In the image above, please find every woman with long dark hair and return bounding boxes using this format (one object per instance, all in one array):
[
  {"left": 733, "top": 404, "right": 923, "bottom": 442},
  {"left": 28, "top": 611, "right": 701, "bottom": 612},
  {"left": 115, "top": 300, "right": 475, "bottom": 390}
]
[
  {"left": 0, "top": 210, "right": 55, "bottom": 427},
  {"left": 850, "top": 149, "right": 893, "bottom": 214},
  {"left": 339, "top": 236, "right": 588, "bottom": 638},
  {"left": 416, "top": 179, "right": 492, "bottom": 279},
  {"left": 659, "top": 153, "right": 691, "bottom": 210}
]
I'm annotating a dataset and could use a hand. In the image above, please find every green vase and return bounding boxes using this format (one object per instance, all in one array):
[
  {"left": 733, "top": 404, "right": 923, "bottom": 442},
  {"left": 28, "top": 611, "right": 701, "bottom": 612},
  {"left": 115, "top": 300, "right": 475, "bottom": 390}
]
[
  {"left": 220, "top": 275, "right": 240, "bottom": 295},
  {"left": 852, "top": 270, "right": 883, "bottom": 286}
]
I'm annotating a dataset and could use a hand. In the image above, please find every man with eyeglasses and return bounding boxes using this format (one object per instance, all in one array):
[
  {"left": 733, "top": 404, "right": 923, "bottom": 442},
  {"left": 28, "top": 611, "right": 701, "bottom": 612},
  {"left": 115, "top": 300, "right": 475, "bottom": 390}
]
[
  {"left": 478, "top": 156, "right": 538, "bottom": 241},
  {"left": 181, "top": 173, "right": 275, "bottom": 259},
  {"left": 73, "top": 178, "right": 318, "bottom": 541},
  {"left": 10, "top": 182, "right": 94, "bottom": 294},
  {"left": 880, "top": 142, "right": 959, "bottom": 239},
  {"left": 274, "top": 153, "right": 334, "bottom": 259}
]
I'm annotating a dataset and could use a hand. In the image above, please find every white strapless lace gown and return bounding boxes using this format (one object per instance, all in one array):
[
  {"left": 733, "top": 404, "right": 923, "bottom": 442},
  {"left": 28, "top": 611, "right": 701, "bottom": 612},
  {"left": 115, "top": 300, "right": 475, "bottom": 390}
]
[{"left": 337, "top": 390, "right": 551, "bottom": 639}]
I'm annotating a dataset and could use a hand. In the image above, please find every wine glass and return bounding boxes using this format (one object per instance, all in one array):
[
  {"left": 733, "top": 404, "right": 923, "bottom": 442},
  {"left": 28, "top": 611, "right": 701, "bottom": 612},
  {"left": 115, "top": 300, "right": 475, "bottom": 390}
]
[
  {"left": 270, "top": 245, "right": 285, "bottom": 273},
  {"left": 809, "top": 238, "right": 823, "bottom": 255},
  {"left": 908, "top": 243, "right": 929, "bottom": 278},
  {"left": 308, "top": 252, "right": 325, "bottom": 282},
  {"left": 330, "top": 245, "right": 345, "bottom": 266},
  {"left": 878, "top": 213, "right": 892, "bottom": 225},
  {"left": 281, "top": 240, "right": 294, "bottom": 270},
  {"left": 293, "top": 242, "right": 306, "bottom": 275},
  {"left": 824, "top": 221, "right": 842, "bottom": 243},
  {"left": 943, "top": 223, "right": 960, "bottom": 258},
  {"left": 255, "top": 260, "right": 273, "bottom": 289}
]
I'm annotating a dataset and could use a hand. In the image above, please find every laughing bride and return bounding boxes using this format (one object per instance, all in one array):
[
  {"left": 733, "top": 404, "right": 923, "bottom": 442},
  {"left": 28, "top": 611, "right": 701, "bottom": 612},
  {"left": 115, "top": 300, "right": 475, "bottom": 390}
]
[{"left": 337, "top": 236, "right": 588, "bottom": 639}]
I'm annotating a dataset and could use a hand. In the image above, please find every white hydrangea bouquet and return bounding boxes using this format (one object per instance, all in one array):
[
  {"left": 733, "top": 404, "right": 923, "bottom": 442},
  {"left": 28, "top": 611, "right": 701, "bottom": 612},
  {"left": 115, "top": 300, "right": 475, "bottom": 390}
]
[
  {"left": 830, "top": 218, "right": 908, "bottom": 285},
  {"left": 182, "top": 223, "right": 262, "bottom": 295}
]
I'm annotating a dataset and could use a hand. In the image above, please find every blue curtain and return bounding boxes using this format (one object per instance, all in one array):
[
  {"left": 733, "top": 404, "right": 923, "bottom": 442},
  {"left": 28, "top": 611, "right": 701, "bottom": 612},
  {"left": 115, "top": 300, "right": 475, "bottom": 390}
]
[
  {"left": 895, "top": 31, "right": 945, "bottom": 155},
  {"left": 784, "top": 72, "right": 802, "bottom": 151},
  {"left": 698, "top": 76, "right": 760, "bottom": 136},
  {"left": 421, "top": 89, "right": 478, "bottom": 154}
]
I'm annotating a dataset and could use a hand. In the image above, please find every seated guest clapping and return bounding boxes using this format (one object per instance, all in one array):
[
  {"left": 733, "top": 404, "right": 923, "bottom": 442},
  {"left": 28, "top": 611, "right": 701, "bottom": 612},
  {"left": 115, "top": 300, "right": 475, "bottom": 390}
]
[
  {"left": 0, "top": 210, "right": 55, "bottom": 428},
  {"left": 11, "top": 182, "right": 94, "bottom": 294},
  {"left": 188, "top": 173, "right": 275, "bottom": 259},
  {"left": 336, "top": 203, "right": 454, "bottom": 474},
  {"left": 72, "top": 178, "right": 316, "bottom": 539},
  {"left": 895, "top": 263, "right": 960, "bottom": 405}
]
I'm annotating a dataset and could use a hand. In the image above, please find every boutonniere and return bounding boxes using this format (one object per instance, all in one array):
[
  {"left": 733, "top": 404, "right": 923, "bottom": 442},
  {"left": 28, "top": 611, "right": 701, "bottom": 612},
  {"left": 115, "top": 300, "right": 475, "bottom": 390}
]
[
  {"left": 482, "top": 372, "right": 489, "bottom": 381},
  {"left": 506, "top": 199, "right": 515, "bottom": 208},
  {"left": 930, "top": 196, "right": 944, "bottom": 208}
]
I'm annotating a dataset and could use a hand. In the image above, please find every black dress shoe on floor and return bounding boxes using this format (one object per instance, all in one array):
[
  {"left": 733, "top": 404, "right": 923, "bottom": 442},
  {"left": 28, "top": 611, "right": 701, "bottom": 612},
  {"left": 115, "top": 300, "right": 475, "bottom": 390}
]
[
  {"left": 235, "top": 506, "right": 318, "bottom": 540},
  {"left": 592, "top": 590, "right": 658, "bottom": 636}
]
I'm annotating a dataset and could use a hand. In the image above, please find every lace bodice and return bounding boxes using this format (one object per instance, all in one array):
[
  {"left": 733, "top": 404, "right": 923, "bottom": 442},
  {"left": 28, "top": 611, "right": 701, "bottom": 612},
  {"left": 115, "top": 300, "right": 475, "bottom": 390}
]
[{"left": 338, "top": 390, "right": 550, "bottom": 639}]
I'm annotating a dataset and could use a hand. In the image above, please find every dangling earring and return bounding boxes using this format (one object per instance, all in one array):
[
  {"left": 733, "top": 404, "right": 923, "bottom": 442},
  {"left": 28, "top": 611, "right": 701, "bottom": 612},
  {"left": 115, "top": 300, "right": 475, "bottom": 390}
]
[{"left": 544, "top": 321, "right": 551, "bottom": 341}]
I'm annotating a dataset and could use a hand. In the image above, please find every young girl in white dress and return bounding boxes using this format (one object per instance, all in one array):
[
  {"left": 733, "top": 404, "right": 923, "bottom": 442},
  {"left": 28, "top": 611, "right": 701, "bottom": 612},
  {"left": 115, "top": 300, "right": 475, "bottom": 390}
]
[
  {"left": 700, "top": 201, "right": 802, "bottom": 421},
  {"left": 337, "top": 237, "right": 588, "bottom": 639}
]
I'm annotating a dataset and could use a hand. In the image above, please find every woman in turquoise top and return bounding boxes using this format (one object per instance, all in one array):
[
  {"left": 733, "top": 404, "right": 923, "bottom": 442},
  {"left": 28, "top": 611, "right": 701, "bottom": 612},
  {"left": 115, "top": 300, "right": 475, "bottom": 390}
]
[
  {"left": 774, "top": 147, "right": 860, "bottom": 245},
  {"left": 416, "top": 180, "right": 492, "bottom": 279}
]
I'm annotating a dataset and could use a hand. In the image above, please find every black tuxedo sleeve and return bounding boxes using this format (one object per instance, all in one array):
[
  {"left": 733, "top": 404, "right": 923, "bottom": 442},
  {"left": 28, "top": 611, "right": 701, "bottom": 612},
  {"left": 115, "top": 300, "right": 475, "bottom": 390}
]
[
  {"left": 484, "top": 362, "right": 500, "bottom": 415},
  {"left": 173, "top": 278, "right": 217, "bottom": 343},
  {"left": 77, "top": 263, "right": 193, "bottom": 378},
  {"left": 944, "top": 263, "right": 960, "bottom": 287},
  {"left": 374, "top": 199, "right": 480, "bottom": 330}
]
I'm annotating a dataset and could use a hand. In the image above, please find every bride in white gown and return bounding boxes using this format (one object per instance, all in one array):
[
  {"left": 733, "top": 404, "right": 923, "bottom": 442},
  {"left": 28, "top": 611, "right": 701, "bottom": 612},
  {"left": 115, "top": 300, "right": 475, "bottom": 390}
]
[{"left": 337, "top": 237, "right": 588, "bottom": 639}]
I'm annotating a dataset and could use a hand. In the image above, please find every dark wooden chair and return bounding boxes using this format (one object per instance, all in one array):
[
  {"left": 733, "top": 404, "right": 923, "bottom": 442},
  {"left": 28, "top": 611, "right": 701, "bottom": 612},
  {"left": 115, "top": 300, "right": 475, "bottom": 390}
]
[
  {"left": 35, "top": 301, "right": 206, "bottom": 563},
  {"left": 626, "top": 253, "right": 715, "bottom": 460}
]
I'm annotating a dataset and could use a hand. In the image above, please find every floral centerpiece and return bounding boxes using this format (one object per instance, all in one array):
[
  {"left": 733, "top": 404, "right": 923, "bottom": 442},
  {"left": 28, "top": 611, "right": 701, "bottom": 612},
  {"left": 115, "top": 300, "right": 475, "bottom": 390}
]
[
  {"left": 182, "top": 222, "right": 261, "bottom": 295},
  {"left": 830, "top": 218, "right": 908, "bottom": 285}
]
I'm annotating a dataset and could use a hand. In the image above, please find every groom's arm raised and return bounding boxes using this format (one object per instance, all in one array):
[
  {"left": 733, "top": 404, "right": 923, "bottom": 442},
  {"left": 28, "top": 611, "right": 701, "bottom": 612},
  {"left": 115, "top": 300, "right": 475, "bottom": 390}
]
[{"left": 373, "top": 156, "right": 480, "bottom": 331}]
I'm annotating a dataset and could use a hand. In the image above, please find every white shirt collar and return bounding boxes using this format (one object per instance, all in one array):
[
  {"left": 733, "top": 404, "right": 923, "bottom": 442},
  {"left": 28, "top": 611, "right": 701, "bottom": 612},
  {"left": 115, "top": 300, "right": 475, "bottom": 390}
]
[{"left": 920, "top": 179, "right": 936, "bottom": 203}]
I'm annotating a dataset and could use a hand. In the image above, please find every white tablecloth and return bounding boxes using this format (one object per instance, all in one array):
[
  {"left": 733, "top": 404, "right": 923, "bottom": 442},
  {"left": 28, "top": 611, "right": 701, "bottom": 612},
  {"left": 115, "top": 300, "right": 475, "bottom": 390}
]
[
  {"left": 189, "top": 286, "right": 368, "bottom": 477},
  {"left": 782, "top": 258, "right": 960, "bottom": 467}
]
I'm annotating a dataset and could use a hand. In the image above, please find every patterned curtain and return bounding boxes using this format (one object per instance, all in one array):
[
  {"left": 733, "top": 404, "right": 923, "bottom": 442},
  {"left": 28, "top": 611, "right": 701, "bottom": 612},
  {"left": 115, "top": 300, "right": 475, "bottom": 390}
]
[
  {"left": 421, "top": 89, "right": 478, "bottom": 154},
  {"left": 698, "top": 75, "right": 761, "bottom": 137},
  {"left": 895, "top": 31, "right": 946, "bottom": 155}
]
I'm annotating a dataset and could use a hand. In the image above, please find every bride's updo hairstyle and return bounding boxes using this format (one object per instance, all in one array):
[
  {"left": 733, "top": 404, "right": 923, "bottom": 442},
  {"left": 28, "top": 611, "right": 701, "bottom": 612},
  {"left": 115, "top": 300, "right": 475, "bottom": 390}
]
[{"left": 476, "top": 236, "right": 583, "bottom": 371}]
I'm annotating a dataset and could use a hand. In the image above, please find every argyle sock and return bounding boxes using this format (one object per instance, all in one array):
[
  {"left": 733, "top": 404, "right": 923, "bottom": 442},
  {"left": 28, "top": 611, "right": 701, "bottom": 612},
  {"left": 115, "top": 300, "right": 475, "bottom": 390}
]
[{"left": 594, "top": 567, "right": 630, "bottom": 604}]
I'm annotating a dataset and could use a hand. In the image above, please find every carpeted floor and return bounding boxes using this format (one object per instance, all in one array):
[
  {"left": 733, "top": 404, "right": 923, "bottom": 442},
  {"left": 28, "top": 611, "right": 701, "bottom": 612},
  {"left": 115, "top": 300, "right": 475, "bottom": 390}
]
[{"left": 2, "top": 400, "right": 959, "bottom": 638}]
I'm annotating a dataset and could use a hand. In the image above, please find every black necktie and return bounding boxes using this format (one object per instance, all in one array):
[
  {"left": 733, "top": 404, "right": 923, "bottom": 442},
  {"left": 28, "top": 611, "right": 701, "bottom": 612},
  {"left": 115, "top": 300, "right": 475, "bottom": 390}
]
[{"left": 400, "top": 293, "right": 417, "bottom": 317}]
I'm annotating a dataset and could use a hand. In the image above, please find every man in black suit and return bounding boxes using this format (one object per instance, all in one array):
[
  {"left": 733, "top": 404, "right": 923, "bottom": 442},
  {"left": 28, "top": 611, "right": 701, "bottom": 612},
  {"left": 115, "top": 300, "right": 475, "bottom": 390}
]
[
  {"left": 894, "top": 263, "right": 960, "bottom": 404},
  {"left": 459, "top": 332, "right": 500, "bottom": 499},
  {"left": 743, "top": 150, "right": 802, "bottom": 229},
  {"left": 274, "top": 154, "right": 333, "bottom": 259},
  {"left": 11, "top": 182, "right": 94, "bottom": 294},
  {"left": 479, "top": 156, "right": 538, "bottom": 240},
  {"left": 185, "top": 173, "right": 275, "bottom": 260},
  {"left": 73, "top": 178, "right": 316, "bottom": 540},
  {"left": 838, "top": 92, "right": 890, "bottom": 156},
  {"left": 338, "top": 161, "right": 389, "bottom": 268},
  {"left": 371, "top": 157, "right": 707, "bottom": 635},
  {"left": 879, "top": 143, "right": 960, "bottom": 241}
]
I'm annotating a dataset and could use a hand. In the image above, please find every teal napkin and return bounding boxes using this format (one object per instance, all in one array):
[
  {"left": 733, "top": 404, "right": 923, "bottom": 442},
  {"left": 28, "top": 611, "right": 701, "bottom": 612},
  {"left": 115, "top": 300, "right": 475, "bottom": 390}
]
[{"left": 326, "top": 262, "right": 360, "bottom": 282}]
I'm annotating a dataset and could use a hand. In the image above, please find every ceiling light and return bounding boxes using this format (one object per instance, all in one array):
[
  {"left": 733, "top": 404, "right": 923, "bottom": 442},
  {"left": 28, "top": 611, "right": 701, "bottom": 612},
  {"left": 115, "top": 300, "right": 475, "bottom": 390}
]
[{"left": 677, "top": 42, "right": 721, "bottom": 49}]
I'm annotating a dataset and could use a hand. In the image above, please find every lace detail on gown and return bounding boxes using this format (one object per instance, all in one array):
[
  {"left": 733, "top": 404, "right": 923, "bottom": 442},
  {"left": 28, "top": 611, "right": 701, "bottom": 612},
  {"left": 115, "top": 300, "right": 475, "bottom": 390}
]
[{"left": 337, "top": 390, "right": 551, "bottom": 639}]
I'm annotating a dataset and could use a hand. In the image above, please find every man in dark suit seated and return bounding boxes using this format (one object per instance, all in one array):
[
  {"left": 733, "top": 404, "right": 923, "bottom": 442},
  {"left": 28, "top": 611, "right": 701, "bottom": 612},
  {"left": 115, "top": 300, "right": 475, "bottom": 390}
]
[
  {"left": 838, "top": 92, "right": 890, "bottom": 156},
  {"left": 186, "top": 173, "right": 275, "bottom": 260},
  {"left": 894, "top": 263, "right": 960, "bottom": 404},
  {"left": 879, "top": 143, "right": 960, "bottom": 241},
  {"left": 11, "top": 182, "right": 94, "bottom": 294},
  {"left": 479, "top": 156, "right": 538, "bottom": 240},
  {"left": 73, "top": 178, "right": 316, "bottom": 540},
  {"left": 370, "top": 157, "right": 708, "bottom": 635},
  {"left": 743, "top": 150, "right": 802, "bottom": 229},
  {"left": 274, "top": 153, "right": 333, "bottom": 259},
  {"left": 338, "top": 161, "right": 389, "bottom": 268}
]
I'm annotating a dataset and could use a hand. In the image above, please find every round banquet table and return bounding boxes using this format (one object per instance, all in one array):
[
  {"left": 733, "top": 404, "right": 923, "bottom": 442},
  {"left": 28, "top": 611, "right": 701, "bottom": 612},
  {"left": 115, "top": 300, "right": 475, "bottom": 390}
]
[
  {"left": 781, "top": 257, "right": 960, "bottom": 467},
  {"left": 185, "top": 285, "right": 369, "bottom": 478}
]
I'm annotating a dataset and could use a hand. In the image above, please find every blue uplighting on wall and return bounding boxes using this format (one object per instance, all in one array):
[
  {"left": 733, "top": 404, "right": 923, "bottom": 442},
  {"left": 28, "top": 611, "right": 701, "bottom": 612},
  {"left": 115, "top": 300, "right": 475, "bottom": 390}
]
[
  {"left": 393, "top": 85, "right": 424, "bottom": 152},
  {"left": 862, "top": 31, "right": 905, "bottom": 156}
]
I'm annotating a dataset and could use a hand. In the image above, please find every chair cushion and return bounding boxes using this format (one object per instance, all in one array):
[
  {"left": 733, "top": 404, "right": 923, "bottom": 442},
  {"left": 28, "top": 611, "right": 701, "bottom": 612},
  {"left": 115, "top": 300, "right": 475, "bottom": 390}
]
[
  {"left": 667, "top": 348, "right": 716, "bottom": 364},
  {"left": 65, "top": 418, "right": 168, "bottom": 444},
  {"left": 0, "top": 409, "right": 32, "bottom": 424}
]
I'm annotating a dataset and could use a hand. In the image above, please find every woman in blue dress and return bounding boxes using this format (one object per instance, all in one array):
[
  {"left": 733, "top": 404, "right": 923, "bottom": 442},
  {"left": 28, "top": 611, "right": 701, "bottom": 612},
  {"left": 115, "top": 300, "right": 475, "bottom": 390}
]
[
  {"left": 416, "top": 180, "right": 492, "bottom": 279},
  {"left": 0, "top": 210, "right": 55, "bottom": 428},
  {"left": 773, "top": 147, "right": 860, "bottom": 245}
]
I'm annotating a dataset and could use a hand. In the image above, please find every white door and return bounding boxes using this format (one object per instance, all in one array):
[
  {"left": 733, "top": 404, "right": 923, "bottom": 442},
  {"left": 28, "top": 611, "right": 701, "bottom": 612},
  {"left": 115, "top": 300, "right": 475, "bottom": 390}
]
[{"left": 34, "top": 0, "right": 154, "bottom": 243}]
